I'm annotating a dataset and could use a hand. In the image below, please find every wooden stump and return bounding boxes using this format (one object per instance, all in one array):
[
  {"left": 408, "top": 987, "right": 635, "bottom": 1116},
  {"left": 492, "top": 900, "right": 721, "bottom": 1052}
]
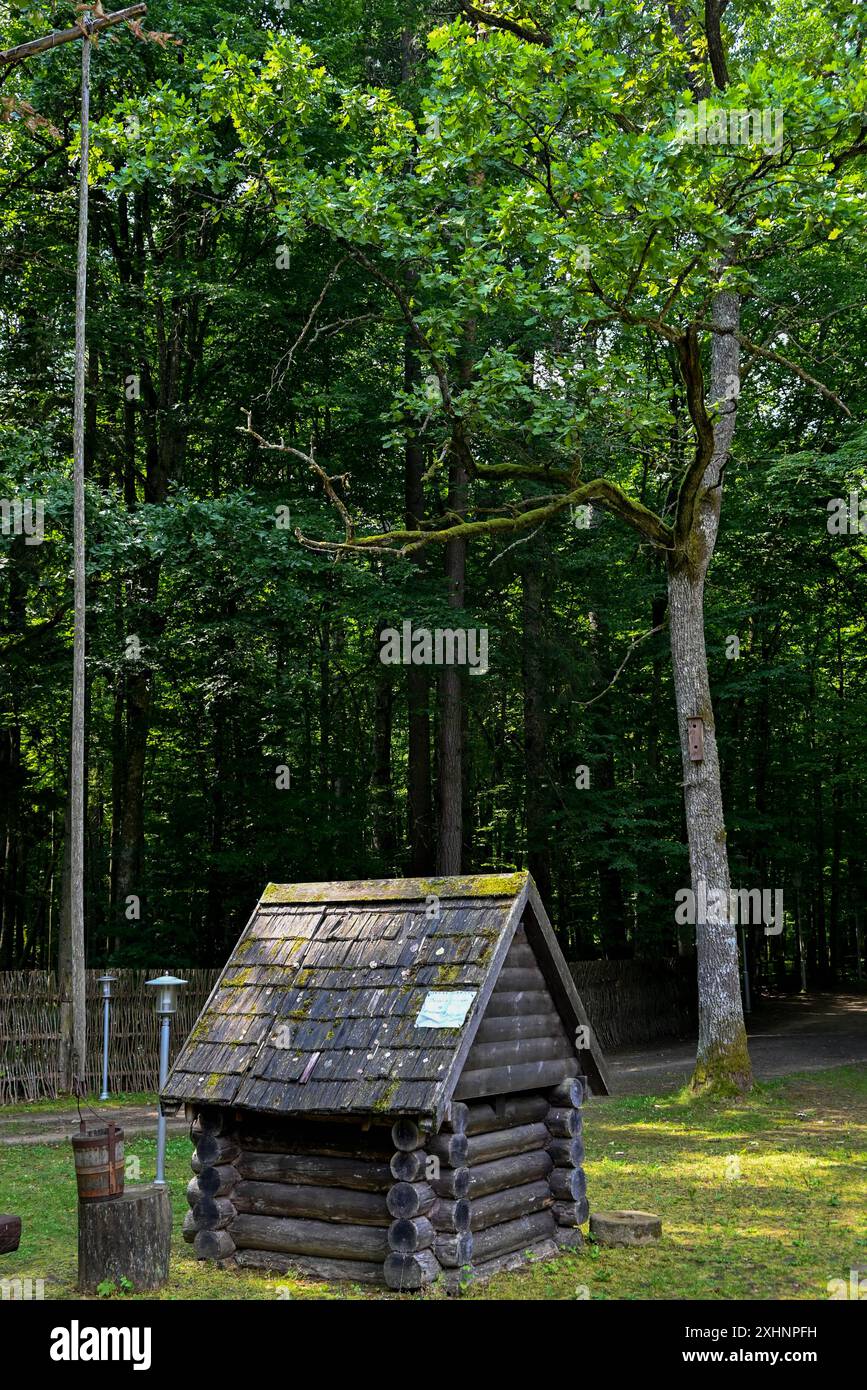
[
  {"left": 78, "top": 1185, "right": 172, "bottom": 1293},
  {"left": 0, "top": 1214, "right": 21, "bottom": 1254},
  {"left": 589, "top": 1209, "right": 662, "bottom": 1247}
]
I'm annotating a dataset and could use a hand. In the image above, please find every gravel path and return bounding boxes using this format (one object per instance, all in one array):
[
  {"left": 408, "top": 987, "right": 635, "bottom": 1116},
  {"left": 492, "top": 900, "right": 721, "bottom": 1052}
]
[{"left": 606, "top": 990, "right": 867, "bottom": 1096}]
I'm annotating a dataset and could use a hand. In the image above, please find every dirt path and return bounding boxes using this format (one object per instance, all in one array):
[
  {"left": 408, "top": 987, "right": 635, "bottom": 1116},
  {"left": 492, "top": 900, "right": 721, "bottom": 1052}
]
[
  {"left": 607, "top": 989, "right": 867, "bottom": 1096},
  {"left": 0, "top": 1103, "right": 188, "bottom": 1146}
]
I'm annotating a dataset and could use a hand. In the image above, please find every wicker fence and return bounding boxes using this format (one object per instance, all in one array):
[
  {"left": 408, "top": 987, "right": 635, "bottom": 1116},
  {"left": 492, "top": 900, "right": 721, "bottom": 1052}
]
[
  {"left": 570, "top": 957, "right": 697, "bottom": 1050},
  {"left": 0, "top": 959, "right": 695, "bottom": 1104},
  {"left": 0, "top": 969, "right": 219, "bottom": 1105}
]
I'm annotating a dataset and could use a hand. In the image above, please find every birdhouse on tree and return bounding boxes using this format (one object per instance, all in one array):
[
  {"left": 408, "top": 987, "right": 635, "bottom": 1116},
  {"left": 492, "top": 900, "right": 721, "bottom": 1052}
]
[{"left": 162, "top": 873, "right": 609, "bottom": 1290}]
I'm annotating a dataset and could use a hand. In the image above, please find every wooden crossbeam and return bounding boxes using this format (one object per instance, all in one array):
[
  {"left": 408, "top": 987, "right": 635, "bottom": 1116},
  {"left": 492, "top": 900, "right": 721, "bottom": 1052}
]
[{"left": 0, "top": 5, "right": 147, "bottom": 64}]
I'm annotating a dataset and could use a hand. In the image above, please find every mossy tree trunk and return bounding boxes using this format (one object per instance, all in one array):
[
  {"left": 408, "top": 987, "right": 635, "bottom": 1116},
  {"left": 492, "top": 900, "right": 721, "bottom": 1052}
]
[{"left": 668, "top": 286, "right": 752, "bottom": 1095}]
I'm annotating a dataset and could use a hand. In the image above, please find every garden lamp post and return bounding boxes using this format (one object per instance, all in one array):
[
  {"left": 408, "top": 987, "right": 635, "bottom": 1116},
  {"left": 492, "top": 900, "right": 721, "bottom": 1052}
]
[
  {"left": 96, "top": 974, "right": 117, "bottom": 1101},
  {"left": 146, "top": 974, "right": 187, "bottom": 1185}
]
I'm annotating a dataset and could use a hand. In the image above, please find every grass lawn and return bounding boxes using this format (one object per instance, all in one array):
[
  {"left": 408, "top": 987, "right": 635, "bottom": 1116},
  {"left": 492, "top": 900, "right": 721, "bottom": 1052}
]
[
  {"left": 1, "top": 1093, "right": 157, "bottom": 1116},
  {"left": 0, "top": 1065, "right": 864, "bottom": 1301}
]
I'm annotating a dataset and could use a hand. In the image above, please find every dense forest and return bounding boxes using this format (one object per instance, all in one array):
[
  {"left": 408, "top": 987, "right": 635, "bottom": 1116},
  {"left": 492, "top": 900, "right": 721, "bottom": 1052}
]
[{"left": 0, "top": 0, "right": 865, "bottom": 1044}]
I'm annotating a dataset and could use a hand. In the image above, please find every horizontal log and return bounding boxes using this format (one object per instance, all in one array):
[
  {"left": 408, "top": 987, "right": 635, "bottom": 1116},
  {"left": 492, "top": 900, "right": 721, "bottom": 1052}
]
[
  {"left": 462, "top": 1093, "right": 550, "bottom": 1135},
  {"left": 502, "top": 940, "right": 537, "bottom": 967},
  {"left": 463, "top": 1036, "right": 575, "bottom": 1071},
  {"left": 233, "top": 1181, "right": 390, "bottom": 1226},
  {"left": 440, "top": 1237, "right": 559, "bottom": 1292},
  {"left": 548, "top": 1077, "right": 585, "bottom": 1109},
  {"left": 429, "top": 1165, "right": 471, "bottom": 1200},
  {"left": 433, "top": 1231, "right": 474, "bottom": 1268},
  {"left": 238, "top": 1150, "right": 391, "bottom": 1192},
  {"left": 553, "top": 1225, "right": 583, "bottom": 1252},
  {"left": 389, "top": 1150, "right": 427, "bottom": 1183},
  {"left": 482, "top": 990, "right": 551, "bottom": 1018},
  {"left": 386, "top": 1182, "right": 435, "bottom": 1220},
  {"left": 238, "top": 1126, "right": 391, "bottom": 1161},
  {"left": 0, "top": 5, "right": 148, "bottom": 64},
  {"left": 193, "top": 1133, "right": 241, "bottom": 1168},
  {"left": 387, "top": 1215, "right": 434, "bottom": 1254},
  {"left": 493, "top": 966, "right": 547, "bottom": 993},
  {"left": 186, "top": 1166, "right": 239, "bottom": 1203},
  {"left": 194, "top": 1228, "right": 236, "bottom": 1262},
  {"left": 384, "top": 1250, "right": 441, "bottom": 1291},
  {"left": 181, "top": 1210, "right": 196, "bottom": 1243},
  {"left": 548, "top": 1167, "right": 587, "bottom": 1202},
  {"left": 429, "top": 1198, "right": 472, "bottom": 1234},
  {"left": 470, "top": 1209, "right": 556, "bottom": 1264},
  {"left": 391, "top": 1118, "right": 423, "bottom": 1152},
  {"left": 465, "top": 1122, "right": 549, "bottom": 1167},
  {"left": 545, "top": 1107, "right": 582, "bottom": 1138},
  {"left": 470, "top": 1180, "right": 552, "bottom": 1232},
  {"left": 455, "top": 1059, "right": 575, "bottom": 1100},
  {"left": 546, "top": 1136, "right": 585, "bottom": 1168},
  {"left": 230, "top": 1213, "right": 389, "bottom": 1262},
  {"left": 474, "top": 1013, "right": 560, "bottom": 1045},
  {"left": 426, "top": 1132, "right": 469, "bottom": 1167},
  {"left": 468, "top": 1149, "right": 553, "bottom": 1199},
  {"left": 236, "top": 1248, "right": 385, "bottom": 1285},
  {"left": 191, "top": 1196, "right": 236, "bottom": 1231},
  {"left": 552, "top": 1198, "right": 589, "bottom": 1227}
]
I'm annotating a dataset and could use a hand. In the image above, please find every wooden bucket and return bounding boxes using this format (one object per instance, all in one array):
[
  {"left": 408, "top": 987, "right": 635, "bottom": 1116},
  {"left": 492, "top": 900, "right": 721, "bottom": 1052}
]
[{"left": 71, "top": 1122, "right": 124, "bottom": 1202}]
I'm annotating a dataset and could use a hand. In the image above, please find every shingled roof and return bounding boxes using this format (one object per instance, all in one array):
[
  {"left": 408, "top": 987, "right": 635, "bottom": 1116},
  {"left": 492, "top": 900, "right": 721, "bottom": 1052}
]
[{"left": 162, "top": 873, "right": 609, "bottom": 1128}]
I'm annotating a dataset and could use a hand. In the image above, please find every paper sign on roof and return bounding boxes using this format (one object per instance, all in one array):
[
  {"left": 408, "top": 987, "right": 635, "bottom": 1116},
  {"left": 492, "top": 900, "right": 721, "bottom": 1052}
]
[{"left": 415, "top": 989, "right": 476, "bottom": 1029}]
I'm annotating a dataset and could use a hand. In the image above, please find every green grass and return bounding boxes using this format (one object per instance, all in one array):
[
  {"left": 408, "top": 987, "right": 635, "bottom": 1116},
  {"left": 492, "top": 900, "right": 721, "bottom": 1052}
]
[
  {"left": 1, "top": 1092, "right": 156, "bottom": 1117},
  {"left": 0, "top": 1066, "right": 864, "bottom": 1301}
]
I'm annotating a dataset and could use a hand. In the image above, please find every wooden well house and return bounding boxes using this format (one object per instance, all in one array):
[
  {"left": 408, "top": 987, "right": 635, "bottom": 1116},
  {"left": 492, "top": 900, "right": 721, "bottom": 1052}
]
[{"left": 161, "top": 873, "right": 610, "bottom": 1291}]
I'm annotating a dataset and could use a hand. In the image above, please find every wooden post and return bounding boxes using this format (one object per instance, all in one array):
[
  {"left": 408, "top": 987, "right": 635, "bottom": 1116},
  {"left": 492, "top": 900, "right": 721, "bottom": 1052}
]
[
  {"left": 68, "top": 13, "right": 91, "bottom": 1093},
  {"left": 1, "top": 4, "right": 149, "bottom": 1092}
]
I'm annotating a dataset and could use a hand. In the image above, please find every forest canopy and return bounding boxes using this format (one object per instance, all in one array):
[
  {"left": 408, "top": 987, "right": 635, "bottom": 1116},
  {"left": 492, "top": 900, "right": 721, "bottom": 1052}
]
[{"left": 0, "top": 0, "right": 865, "bottom": 1036}]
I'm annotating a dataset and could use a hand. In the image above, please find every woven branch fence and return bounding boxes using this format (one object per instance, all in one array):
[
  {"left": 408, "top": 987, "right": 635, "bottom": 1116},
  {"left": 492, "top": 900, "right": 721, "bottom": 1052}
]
[
  {"left": 570, "top": 957, "right": 697, "bottom": 1050},
  {"left": 0, "top": 969, "right": 219, "bottom": 1105}
]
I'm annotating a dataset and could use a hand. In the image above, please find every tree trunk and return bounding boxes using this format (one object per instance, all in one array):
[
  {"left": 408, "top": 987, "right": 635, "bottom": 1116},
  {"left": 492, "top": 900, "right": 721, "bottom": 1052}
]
[
  {"left": 668, "top": 286, "right": 751, "bottom": 1093},
  {"left": 521, "top": 551, "right": 553, "bottom": 905},
  {"left": 435, "top": 348, "right": 471, "bottom": 876},
  {"left": 372, "top": 623, "right": 398, "bottom": 869},
  {"left": 403, "top": 325, "right": 434, "bottom": 874}
]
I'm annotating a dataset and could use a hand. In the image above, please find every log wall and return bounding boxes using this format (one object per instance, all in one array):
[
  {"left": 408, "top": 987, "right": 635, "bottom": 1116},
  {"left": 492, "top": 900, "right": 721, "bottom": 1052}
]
[
  {"left": 186, "top": 1077, "right": 589, "bottom": 1291},
  {"left": 454, "top": 927, "right": 577, "bottom": 1100},
  {"left": 185, "top": 1107, "right": 396, "bottom": 1282}
]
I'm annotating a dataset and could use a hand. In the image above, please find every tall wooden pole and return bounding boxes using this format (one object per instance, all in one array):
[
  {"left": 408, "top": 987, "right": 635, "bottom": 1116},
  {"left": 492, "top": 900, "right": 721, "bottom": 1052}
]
[
  {"left": 2, "top": 3, "right": 149, "bottom": 1092},
  {"left": 69, "top": 16, "right": 92, "bottom": 1089}
]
